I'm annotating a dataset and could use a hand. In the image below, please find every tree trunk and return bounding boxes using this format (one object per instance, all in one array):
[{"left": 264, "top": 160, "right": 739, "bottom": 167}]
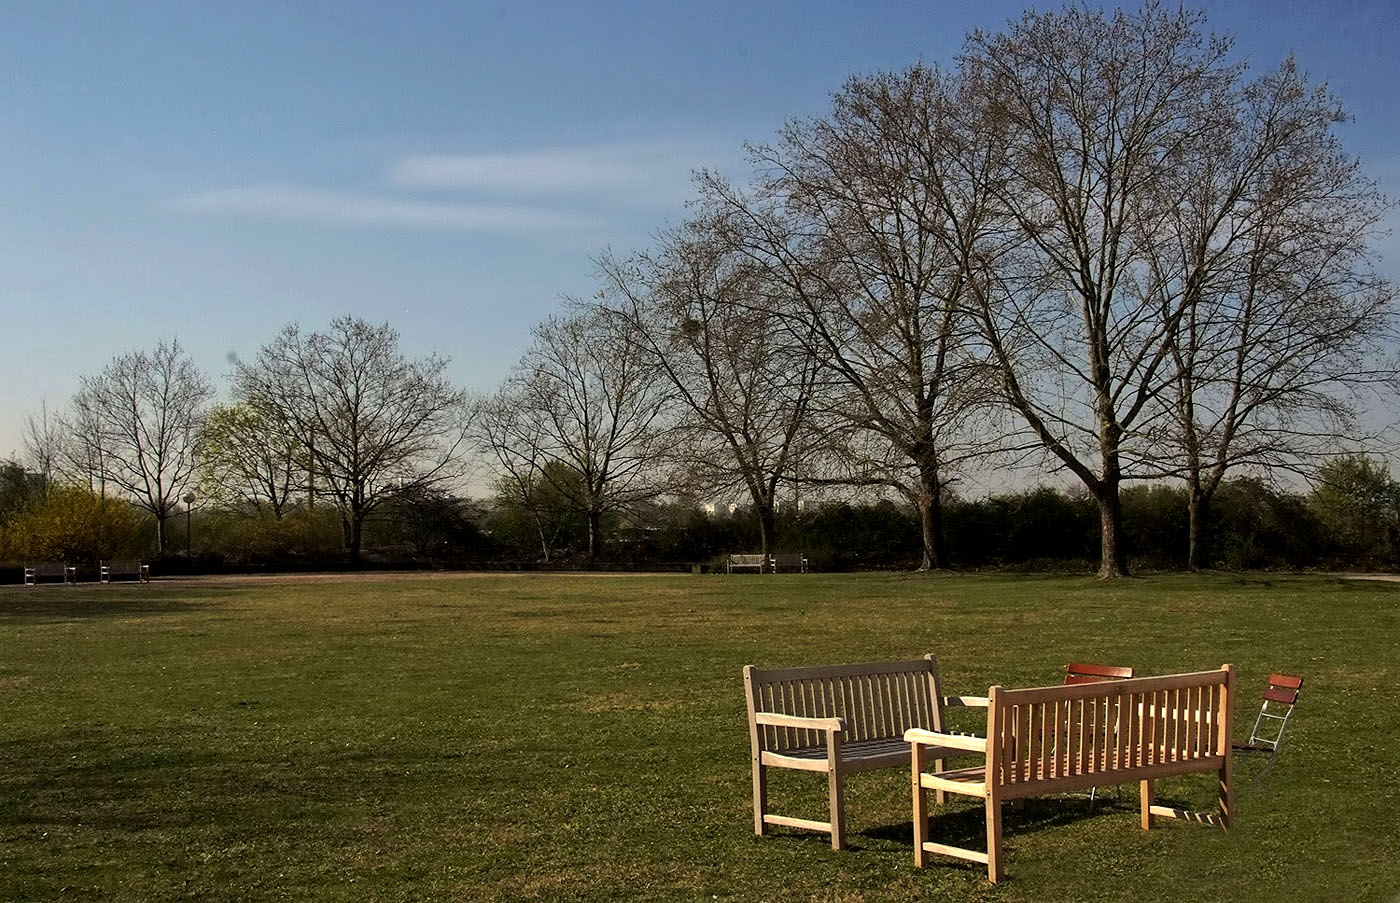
[
  {"left": 916, "top": 461, "right": 946, "bottom": 571},
  {"left": 344, "top": 513, "right": 363, "bottom": 564},
  {"left": 586, "top": 510, "right": 601, "bottom": 568},
  {"left": 154, "top": 513, "right": 167, "bottom": 552},
  {"left": 757, "top": 503, "right": 776, "bottom": 558},
  {"left": 1187, "top": 485, "right": 1206, "bottom": 572},
  {"left": 1095, "top": 482, "right": 1129, "bottom": 578}
]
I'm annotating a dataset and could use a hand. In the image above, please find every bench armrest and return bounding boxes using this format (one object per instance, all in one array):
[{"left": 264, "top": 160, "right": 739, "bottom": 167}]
[
  {"left": 754, "top": 712, "right": 846, "bottom": 732},
  {"left": 905, "top": 728, "right": 988, "bottom": 753},
  {"left": 943, "top": 695, "right": 990, "bottom": 708}
]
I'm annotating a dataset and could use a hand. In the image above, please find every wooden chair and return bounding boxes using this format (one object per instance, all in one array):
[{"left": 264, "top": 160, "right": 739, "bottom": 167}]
[
  {"left": 1063, "top": 662, "right": 1134, "bottom": 684},
  {"left": 1233, "top": 673, "right": 1302, "bottom": 781},
  {"left": 1062, "top": 662, "right": 1134, "bottom": 804}
]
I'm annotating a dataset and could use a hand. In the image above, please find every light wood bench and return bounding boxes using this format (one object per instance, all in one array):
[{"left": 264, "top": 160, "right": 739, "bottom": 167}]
[
  {"left": 768, "top": 552, "right": 808, "bottom": 573},
  {"left": 23, "top": 562, "right": 76, "bottom": 585},
  {"left": 743, "top": 654, "right": 981, "bottom": 849},
  {"left": 906, "top": 665, "right": 1236, "bottom": 882},
  {"left": 727, "top": 553, "right": 767, "bottom": 573},
  {"left": 100, "top": 560, "right": 150, "bottom": 583}
]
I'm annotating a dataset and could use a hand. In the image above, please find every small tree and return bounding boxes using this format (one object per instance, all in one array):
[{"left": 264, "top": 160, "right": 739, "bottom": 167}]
[
  {"left": 235, "top": 317, "right": 472, "bottom": 563},
  {"left": 65, "top": 339, "right": 213, "bottom": 551}
]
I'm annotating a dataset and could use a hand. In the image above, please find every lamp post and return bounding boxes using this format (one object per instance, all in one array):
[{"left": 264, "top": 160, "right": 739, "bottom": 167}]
[{"left": 183, "top": 491, "right": 196, "bottom": 557}]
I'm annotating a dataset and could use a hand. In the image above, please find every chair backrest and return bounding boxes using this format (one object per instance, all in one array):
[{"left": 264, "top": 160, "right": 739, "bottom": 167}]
[
  {"left": 1063, "top": 662, "right": 1134, "bottom": 685},
  {"left": 1248, "top": 673, "right": 1303, "bottom": 751}
]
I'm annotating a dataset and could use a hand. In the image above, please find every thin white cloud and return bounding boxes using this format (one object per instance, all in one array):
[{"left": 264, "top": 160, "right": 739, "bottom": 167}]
[
  {"left": 169, "top": 183, "right": 597, "bottom": 232},
  {"left": 387, "top": 142, "right": 716, "bottom": 209}
]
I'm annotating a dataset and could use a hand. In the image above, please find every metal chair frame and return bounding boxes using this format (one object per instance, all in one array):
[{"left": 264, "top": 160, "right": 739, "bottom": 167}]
[{"left": 1233, "top": 673, "right": 1302, "bottom": 782}]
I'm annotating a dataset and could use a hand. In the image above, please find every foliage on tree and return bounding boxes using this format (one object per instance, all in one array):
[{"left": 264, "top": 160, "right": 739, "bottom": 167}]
[
  {"left": 199, "top": 403, "right": 306, "bottom": 519},
  {"left": 0, "top": 486, "right": 147, "bottom": 565}
]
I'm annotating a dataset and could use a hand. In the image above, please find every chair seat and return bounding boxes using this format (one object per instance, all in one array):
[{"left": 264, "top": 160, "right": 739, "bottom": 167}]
[{"left": 764, "top": 737, "right": 961, "bottom": 772}]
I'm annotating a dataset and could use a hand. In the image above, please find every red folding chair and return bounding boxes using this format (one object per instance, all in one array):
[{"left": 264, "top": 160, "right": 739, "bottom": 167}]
[{"left": 1233, "top": 673, "right": 1303, "bottom": 781}]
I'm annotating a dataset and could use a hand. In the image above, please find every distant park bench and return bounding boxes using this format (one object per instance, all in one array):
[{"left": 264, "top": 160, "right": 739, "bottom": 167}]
[
  {"left": 769, "top": 552, "right": 808, "bottom": 573},
  {"left": 727, "top": 553, "right": 767, "bottom": 573},
  {"left": 24, "top": 562, "right": 76, "bottom": 585},
  {"left": 100, "top": 560, "right": 150, "bottom": 583}
]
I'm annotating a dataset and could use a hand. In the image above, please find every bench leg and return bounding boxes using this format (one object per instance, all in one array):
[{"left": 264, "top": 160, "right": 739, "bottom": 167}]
[
  {"left": 1218, "top": 764, "right": 1233, "bottom": 830},
  {"left": 827, "top": 734, "right": 845, "bottom": 850},
  {"left": 1140, "top": 778, "right": 1154, "bottom": 830},
  {"left": 985, "top": 795, "right": 1003, "bottom": 883},
  {"left": 751, "top": 758, "right": 767, "bottom": 836},
  {"left": 911, "top": 743, "right": 928, "bottom": 867}
]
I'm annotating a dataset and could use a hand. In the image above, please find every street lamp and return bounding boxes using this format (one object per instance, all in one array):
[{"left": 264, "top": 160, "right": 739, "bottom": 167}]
[{"left": 183, "top": 491, "right": 196, "bottom": 557}]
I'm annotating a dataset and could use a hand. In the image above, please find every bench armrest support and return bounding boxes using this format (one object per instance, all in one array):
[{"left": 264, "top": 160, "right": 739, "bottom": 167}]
[
  {"left": 905, "top": 728, "right": 988, "bottom": 753},
  {"left": 755, "top": 712, "right": 845, "bottom": 732},
  {"left": 943, "top": 695, "right": 990, "bottom": 708}
]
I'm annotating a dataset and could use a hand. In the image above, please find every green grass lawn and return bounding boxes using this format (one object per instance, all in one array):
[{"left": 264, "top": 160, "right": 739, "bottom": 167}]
[{"left": 0, "top": 572, "right": 1396, "bottom": 902}]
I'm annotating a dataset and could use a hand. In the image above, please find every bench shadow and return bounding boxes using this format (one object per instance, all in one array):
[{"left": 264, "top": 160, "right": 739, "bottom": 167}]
[{"left": 862, "top": 793, "right": 1134, "bottom": 849}]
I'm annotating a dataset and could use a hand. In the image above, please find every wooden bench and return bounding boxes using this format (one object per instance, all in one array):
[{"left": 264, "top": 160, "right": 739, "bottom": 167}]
[
  {"left": 743, "top": 654, "right": 982, "bottom": 850},
  {"left": 100, "top": 560, "right": 150, "bottom": 583},
  {"left": 727, "top": 553, "right": 767, "bottom": 573},
  {"left": 906, "top": 665, "right": 1236, "bottom": 882},
  {"left": 23, "top": 562, "right": 76, "bottom": 585},
  {"left": 768, "top": 552, "right": 808, "bottom": 573}
]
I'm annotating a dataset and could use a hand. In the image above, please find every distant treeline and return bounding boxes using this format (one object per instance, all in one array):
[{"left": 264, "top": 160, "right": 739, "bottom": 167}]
[{"left": 4, "top": 456, "right": 1396, "bottom": 578}]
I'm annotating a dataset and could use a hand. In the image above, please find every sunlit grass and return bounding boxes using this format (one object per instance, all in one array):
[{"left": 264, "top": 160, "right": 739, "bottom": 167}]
[{"left": 0, "top": 572, "right": 1395, "bottom": 901}]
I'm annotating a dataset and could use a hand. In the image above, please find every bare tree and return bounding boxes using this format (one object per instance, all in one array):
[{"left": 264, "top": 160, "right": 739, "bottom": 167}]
[
  {"left": 595, "top": 223, "right": 819, "bottom": 556},
  {"left": 66, "top": 339, "right": 214, "bottom": 550},
  {"left": 234, "top": 317, "right": 471, "bottom": 563},
  {"left": 963, "top": 5, "right": 1239, "bottom": 577},
  {"left": 199, "top": 403, "right": 305, "bottom": 519},
  {"left": 22, "top": 398, "right": 64, "bottom": 496},
  {"left": 701, "top": 63, "right": 1007, "bottom": 570},
  {"left": 1148, "top": 58, "right": 1398, "bottom": 569},
  {"left": 484, "top": 307, "right": 671, "bottom": 566}
]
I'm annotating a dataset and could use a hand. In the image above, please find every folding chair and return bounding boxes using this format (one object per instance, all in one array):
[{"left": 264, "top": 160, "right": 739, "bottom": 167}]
[
  {"left": 1062, "top": 662, "right": 1134, "bottom": 806},
  {"left": 1233, "top": 673, "right": 1303, "bottom": 782},
  {"left": 1063, "top": 662, "right": 1134, "bottom": 685}
]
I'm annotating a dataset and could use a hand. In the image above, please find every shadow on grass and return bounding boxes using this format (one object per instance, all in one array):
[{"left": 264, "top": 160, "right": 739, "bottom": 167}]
[
  {"left": 0, "top": 587, "right": 245, "bottom": 623},
  {"left": 860, "top": 793, "right": 1136, "bottom": 851}
]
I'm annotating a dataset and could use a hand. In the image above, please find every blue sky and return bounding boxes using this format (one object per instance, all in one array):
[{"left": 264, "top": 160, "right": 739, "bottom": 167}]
[{"left": 2, "top": 1, "right": 1398, "bottom": 467}]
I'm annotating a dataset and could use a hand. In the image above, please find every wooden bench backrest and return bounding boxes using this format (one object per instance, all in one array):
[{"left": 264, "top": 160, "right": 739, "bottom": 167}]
[
  {"left": 28, "top": 562, "right": 69, "bottom": 576},
  {"left": 730, "top": 554, "right": 766, "bottom": 565},
  {"left": 745, "top": 656, "right": 944, "bottom": 750},
  {"left": 986, "top": 667, "right": 1233, "bottom": 794}
]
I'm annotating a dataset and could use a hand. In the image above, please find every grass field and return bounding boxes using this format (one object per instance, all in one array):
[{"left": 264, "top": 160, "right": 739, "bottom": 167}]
[{"left": 0, "top": 572, "right": 1396, "bottom": 902}]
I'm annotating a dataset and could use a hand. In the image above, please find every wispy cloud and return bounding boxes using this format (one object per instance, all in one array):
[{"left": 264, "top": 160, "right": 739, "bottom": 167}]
[
  {"left": 387, "top": 142, "right": 716, "bottom": 209},
  {"left": 168, "top": 183, "right": 597, "bottom": 232}
]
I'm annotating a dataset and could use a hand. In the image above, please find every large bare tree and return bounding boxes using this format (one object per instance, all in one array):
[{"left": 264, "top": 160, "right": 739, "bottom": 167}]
[
  {"left": 66, "top": 339, "right": 214, "bottom": 550},
  {"left": 595, "top": 223, "right": 819, "bottom": 556},
  {"left": 702, "top": 63, "right": 1006, "bottom": 570},
  {"left": 1147, "top": 58, "right": 1397, "bottom": 569},
  {"left": 234, "top": 317, "right": 471, "bottom": 562},
  {"left": 964, "top": 5, "right": 1240, "bottom": 577}
]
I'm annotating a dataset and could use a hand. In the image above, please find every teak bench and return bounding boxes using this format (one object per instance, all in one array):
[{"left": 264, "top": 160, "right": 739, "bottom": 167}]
[
  {"left": 100, "top": 560, "right": 150, "bottom": 583},
  {"left": 743, "top": 655, "right": 980, "bottom": 849},
  {"left": 768, "top": 552, "right": 808, "bottom": 573},
  {"left": 24, "top": 562, "right": 76, "bottom": 585},
  {"left": 906, "top": 665, "right": 1236, "bottom": 882},
  {"left": 727, "top": 554, "right": 767, "bottom": 573}
]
